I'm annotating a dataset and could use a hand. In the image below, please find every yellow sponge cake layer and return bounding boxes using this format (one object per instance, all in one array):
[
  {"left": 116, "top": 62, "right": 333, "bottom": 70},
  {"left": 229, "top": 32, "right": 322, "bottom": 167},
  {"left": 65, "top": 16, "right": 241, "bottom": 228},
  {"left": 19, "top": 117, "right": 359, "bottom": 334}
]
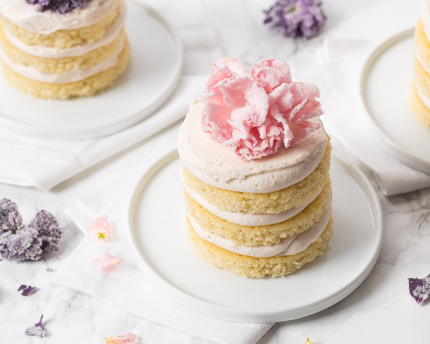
[
  {"left": 182, "top": 141, "right": 331, "bottom": 215},
  {"left": 0, "top": 0, "right": 121, "bottom": 49},
  {"left": 187, "top": 216, "right": 333, "bottom": 278},
  {"left": 410, "top": 82, "right": 430, "bottom": 127},
  {"left": 0, "top": 25, "right": 125, "bottom": 74},
  {"left": 415, "top": 20, "right": 430, "bottom": 73},
  {"left": 0, "top": 37, "right": 130, "bottom": 99}
]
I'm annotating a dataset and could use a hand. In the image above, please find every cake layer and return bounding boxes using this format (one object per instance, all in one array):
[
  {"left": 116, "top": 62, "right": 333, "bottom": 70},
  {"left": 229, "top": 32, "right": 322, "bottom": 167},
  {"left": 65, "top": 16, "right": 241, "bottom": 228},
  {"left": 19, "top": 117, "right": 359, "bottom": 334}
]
[
  {"left": 182, "top": 141, "right": 331, "bottom": 214},
  {"left": 0, "top": 0, "right": 117, "bottom": 35},
  {"left": 184, "top": 181, "right": 322, "bottom": 226},
  {"left": 0, "top": 36, "right": 130, "bottom": 99},
  {"left": 0, "top": 25, "right": 125, "bottom": 75},
  {"left": 0, "top": 0, "right": 121, "bottom": 49},
  {"left": 178, "top": 99, "right": 328, "bottom": 194},
  {"left": 414, "top": 55, "right": 430, "bottom": 99},
  {"left": 415, "top": 20, "right": 430, "bottom": 75},
  {"left": 188, "top": 205, "right": 331, "bottom": 257},
  {"left": 187, "top": 216, "right": 333, "bottom": 278},
  {"left": 0, "top": 35, "right": 125, "bottom": 83},
  {"left": 2, "top": 1, "right": 126, "bottom": 59},
  {"left": 410, "top": 83, "right": 430, "bottom": 127},
  {"left": 184, "top": 180, "right": 332, "bottom": 246},
  {"left": 420, "top": 0, "right": 430, "bottom": 43}
]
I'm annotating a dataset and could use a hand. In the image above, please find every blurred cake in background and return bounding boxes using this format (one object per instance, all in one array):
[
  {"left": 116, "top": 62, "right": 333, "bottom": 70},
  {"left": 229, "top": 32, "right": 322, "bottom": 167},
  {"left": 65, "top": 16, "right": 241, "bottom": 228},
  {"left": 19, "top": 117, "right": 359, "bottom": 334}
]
[
  {"left": 0, "top": 0, "right": 130, "bottom": 99},
  {"left": 411, "top": 0, "right": 430, "bottom": 126}
]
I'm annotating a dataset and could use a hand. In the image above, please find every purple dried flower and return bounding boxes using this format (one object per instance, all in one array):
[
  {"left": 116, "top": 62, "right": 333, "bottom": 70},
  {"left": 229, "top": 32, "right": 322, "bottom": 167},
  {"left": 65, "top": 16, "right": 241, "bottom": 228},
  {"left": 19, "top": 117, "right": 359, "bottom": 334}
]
[
  {"left": 26, "top": 0, "right": 90, "bottom": 14},
  {"left": 0, "top": 228, "right": 43, "bottom": 261},
  {"left": 29, "top": 210, "right": 62, "bottom": 253},
  {"left": 18, "top": 285, "right": 27, "bottom": 292},
  {"left": 0, "top": 199, "right": 23, "bottom": 234},
  {"left": 22, "top": 286, "right": 37, "bottom": 296},
  {"left": 264, "top": 0, "right": 326, "bottom": 39},
  {"left": 25, "top": 315, "right": 47, "bottom": 337},
  {"left": 409, "top": 274, "right": 430, "bottom": 305}
]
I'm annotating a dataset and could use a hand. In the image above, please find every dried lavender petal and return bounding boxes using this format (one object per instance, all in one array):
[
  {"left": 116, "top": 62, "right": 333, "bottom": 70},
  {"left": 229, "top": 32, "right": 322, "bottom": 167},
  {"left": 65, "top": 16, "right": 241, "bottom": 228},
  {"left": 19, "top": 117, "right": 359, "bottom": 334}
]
[
  {"left": 264, "top": 0, "right": 326, "bottom": 39},
  {"left": 22, "top": 286, "right": 37, "bottom": 296},
  {"left": 29, "top": 210, "right": 62, "bottom": 253},
  {"left": 25, "top": 315, "right": 47, "bottom": 337},
  {"left": 0, "top": 199, "right": 23, "bottom": 233},
  {"left": 409, "top": 274, "right": 430, "bottom": 305},
  {"left": 26, "top": 0, "right": 91, "bottom": 14},
  {"left": 18, "top": 285, "right": 27, "bottom": 292},
  {"left": 47, "top": 268, "right": 54, "bottom": 272},
  {"left": 0, "top": 228, "right": 43, "bottom": 261}
]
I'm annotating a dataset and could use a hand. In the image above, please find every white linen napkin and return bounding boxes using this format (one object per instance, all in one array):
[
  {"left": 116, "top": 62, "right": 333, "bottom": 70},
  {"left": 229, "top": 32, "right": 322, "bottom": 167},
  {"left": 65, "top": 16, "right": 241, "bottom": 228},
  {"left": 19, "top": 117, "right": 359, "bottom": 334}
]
[
  {"left": 52, "top": 138, "right": 273, "bottom": 344},
  {"left": 290, "top": 0, "right": 430, "bottom": 196},
  {"left": 0, "top": 26, "right": 222, "bottom": 191}
]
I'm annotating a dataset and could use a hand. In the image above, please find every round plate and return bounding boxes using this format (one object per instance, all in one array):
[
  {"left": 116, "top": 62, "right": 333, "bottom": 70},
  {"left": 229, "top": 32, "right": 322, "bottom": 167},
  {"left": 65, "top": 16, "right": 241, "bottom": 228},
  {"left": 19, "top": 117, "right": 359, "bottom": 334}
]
[
  {"left": 0, "top": 1, "right": 183, "bottom": 141},
  {"left": 127, "top": 148, "right": 383, "bottom": 323},
  {"left": 358, "top": 28, "right": 430, "bottom": 174}
]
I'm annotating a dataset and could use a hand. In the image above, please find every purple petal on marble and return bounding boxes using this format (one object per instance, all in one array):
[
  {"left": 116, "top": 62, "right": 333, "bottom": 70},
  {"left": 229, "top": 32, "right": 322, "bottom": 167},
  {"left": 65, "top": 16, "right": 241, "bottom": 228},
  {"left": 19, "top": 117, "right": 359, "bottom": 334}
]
[
  {"left": 26, "top": 0, "right": 90, "bottom": 14},
  {"left": 47, "top": 268, "right": 54, "bottom": 272},
  {"left": 264, "top": 0, "right": 326, "bottom": 39},
  {"left": 25, "top": 315, "right": 47, "bottom": 337},
  {"left": 22, "top": 286, "right": 37, "bottom": 296},
  {"left": 409, "top": 274, "right": 430, "bottom": 305},
  {"left": 18, "top": 284, "right": 27, "bottom": 291}
]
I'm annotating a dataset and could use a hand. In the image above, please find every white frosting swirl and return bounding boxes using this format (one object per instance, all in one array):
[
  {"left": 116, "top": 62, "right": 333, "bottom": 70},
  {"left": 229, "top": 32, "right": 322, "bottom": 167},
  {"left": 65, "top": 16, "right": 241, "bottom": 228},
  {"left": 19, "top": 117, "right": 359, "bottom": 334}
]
[
  {"left": 178, "top": 100, "right": 328, "bottom": 194},
  {"left": 2, "top": 1, "right": 126, "bottom": 58},
  {"left": 0, "top": 0, "right": 117, "bottom": 35},
  {"left": 184, "top": 183, "right": 323, "bottom": 226},
  {"left": 188, "top": 206, "right": 331, "bottom": 258},
  {"left": 0, "top": 36, "right": 124, "bottom": 83}
]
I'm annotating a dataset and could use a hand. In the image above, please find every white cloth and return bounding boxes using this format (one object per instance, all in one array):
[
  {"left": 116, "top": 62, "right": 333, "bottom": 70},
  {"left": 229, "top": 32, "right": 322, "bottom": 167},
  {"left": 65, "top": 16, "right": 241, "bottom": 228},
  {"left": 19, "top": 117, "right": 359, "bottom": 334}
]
[
  {"left": 292, "top": 0, "right": 430, "bottom": 196},
  {"left": 0, "top": 26, "right": 221, "bottom": 191},
  {"left": 52, "top": 138, "right": 273, "bottom": 344}
]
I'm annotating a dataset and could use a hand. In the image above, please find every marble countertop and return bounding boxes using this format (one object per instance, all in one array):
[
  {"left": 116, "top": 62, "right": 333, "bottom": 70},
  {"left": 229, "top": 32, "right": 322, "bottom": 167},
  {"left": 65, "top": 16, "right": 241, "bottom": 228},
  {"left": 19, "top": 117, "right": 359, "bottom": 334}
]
[{"left": 1, "top": 0, "right": 429, "bottom": 343}]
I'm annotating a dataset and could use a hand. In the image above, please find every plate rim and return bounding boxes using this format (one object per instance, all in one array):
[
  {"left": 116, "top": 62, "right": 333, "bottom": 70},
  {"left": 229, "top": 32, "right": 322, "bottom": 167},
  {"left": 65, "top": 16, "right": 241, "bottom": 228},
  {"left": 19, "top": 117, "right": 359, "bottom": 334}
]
[
  {"left": 126, "top": 145, "right": 383, "bottom": 323},
  {"left": 357, "top": 27, "right": 430, "bottom": 174},
  {"left": 0, "top": 0, "right": 183, "bottom": 141}
]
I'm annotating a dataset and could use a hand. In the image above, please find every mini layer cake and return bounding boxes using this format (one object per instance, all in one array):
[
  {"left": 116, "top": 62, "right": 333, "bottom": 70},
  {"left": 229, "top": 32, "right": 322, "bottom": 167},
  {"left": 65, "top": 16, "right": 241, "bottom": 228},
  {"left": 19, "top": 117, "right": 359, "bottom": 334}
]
[
  {"left": 0, "top": 0, "right": 130, "bottom": 99},
  {"left": 411, "top": 0, "right": 430, "bottom": 126},
  {"left": 178, "top": 58, "right": 333, "bottom": 278}
]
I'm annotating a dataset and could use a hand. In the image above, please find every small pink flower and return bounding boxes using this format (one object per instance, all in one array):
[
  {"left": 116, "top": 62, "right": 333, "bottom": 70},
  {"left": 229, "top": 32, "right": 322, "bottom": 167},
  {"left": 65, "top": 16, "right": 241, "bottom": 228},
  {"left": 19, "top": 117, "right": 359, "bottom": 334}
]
[
  {"left": 86, "top": 216, "right": 114, "bottom": 241},
  {"left": 93, "top": 252, "right": 124, "bottom": 271},
  {"left": 106, "top": 333, "right": 139, "bottom": 344},
  {"left": 201, "top": 57, "right": 323, "bottom": 160}
]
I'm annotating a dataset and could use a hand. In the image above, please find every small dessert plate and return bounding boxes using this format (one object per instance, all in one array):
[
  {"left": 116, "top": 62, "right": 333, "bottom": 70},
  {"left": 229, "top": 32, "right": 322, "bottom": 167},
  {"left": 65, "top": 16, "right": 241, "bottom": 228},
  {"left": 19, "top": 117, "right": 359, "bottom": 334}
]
[
  {"left": 127, "top": 145, "right": 383, "bottom": 323},
  {"left": 0, "top": 1, "right": 183, "bottom": 141},
  {"left": 358, "top": 28, "right": 430, "bottom": 174}
]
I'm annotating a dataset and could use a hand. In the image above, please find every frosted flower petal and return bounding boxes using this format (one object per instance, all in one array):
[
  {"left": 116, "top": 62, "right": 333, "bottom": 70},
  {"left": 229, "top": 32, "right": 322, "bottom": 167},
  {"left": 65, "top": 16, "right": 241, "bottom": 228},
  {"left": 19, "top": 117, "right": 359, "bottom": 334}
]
[
  {"left": 106, "top": 332, "right": 139, "bottom": 344},
  {"left": 93, "top": 252, "right": 124, "bottom": 271},
  {"left": 26, "top": 0, "right": 90, "bottom": 14},
  {"left": 409, "top": 274, "right": 430, "bottom": 305},
  {"left": 25, "top": 315, "right": 47, "bottom": 337},
  {"left": 86, "top": 216, "right": 115, "bottom": 241}
]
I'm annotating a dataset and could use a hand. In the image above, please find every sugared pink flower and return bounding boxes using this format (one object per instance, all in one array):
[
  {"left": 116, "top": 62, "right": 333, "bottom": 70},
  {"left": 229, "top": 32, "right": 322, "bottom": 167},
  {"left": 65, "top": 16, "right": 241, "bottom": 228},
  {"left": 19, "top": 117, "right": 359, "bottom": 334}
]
[
  {"left": 93, "top": 252, "right": 124, "bottom": 271},
  {"left": 106, "top": 333, "right": 139, "bottom": 344},
  {"left": 201, "top": 57, "right": 323, "bottom": 160},
  {"left": 86, "top": 216, "right": 114, "bottom": 241}
]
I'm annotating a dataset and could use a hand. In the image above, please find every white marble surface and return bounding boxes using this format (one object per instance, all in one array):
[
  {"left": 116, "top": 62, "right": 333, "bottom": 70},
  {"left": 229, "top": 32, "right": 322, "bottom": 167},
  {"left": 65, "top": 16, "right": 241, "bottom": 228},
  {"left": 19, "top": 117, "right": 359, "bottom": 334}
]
[{"left": 1, "top": 0, "right": 430, "bottom": 343}]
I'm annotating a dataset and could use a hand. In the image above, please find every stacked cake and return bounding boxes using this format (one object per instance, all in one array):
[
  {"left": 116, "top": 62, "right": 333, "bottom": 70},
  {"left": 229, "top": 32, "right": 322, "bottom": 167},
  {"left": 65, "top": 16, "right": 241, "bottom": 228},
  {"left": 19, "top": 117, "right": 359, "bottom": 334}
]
[
  {"left": 0, "top": 0, "right": 130, "bottom": 99},
  {"left": 411, "top": 0, "right": 430, "bottom": 126},
  {"left": 178, "top": 58, "right": 333, "bottom": 278}
]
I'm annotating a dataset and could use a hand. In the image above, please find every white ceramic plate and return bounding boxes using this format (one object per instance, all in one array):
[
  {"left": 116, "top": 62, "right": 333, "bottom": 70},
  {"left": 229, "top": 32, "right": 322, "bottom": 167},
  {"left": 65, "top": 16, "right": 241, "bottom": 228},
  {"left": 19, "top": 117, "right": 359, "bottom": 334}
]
[
  {"left": 0, "top": 1, "right": 183, "bottom": 141},
  {"left": 127, "top": 148, "right": 383, "bottom": 323},
  {"left": 358, "top": 28, "right": 430, "bottom": 174}
]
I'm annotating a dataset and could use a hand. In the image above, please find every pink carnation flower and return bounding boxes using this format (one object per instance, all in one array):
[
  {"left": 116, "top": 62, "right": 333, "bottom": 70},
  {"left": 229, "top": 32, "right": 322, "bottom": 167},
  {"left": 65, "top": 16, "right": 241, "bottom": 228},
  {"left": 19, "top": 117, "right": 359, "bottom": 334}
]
[
  {"left": 106, "top": 333, "right": 139, "bottom": 344},
  {"left": 86, "top": 216, "right": 114, "bottom": 241},
  {"left": 201, "top": 57, "right": 323, "bottom": 160},
  {"left": 93, "top": 252, "right": 124, "bottom": 271}
]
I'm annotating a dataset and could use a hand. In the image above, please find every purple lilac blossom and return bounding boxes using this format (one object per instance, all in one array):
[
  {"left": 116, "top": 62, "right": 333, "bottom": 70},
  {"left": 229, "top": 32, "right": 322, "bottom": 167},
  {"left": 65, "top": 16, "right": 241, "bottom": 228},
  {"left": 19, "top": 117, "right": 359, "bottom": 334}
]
[
  {"left": 0, "top": 228, "right": 43, "bottom": 261},
  {"left": 26, "top": 0, "right": 90, "bottom": 14},
  {"left": 22, "top": 286, "right": 37, "bottom": 296},
  {"left": 29, "top": 210, "right": 62, "bottom": 253},
  {"left": 264, "top": 0, "right": 326, "bottom": 39},
  {"left": 25, "top": 315, "right": 47, "bottom": 337},
  {"left": 0, "top": 199, "right": 23, "bottom": 234},
  {"left": 409, "top": 274, "right": 430, "bottom": 305}
]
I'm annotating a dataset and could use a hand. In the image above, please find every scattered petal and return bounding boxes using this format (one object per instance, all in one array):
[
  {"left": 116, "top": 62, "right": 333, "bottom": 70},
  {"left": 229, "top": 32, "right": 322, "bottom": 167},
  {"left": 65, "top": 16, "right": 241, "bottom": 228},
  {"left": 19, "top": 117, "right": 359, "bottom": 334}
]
[
  {"left": 409, "top": 274, "right": 430, "bottom": 305},
  {"left": 86, "top": 216, "right": 115, "bottom": 241},
  {"left": 47, "top": 268, "right": 54, "bottom": 272},
  {"left": 25, "top": 315, "right": 47, "bottom": 337},
  {"left": 26, "top": 0, "right": 90, "bottom": 14},
  {"left": 201, "top": 57, "right": 323, "bottom": 160},
  {"left": 305, "top": 339, "right": 312, "bottom": 344},
  {"left": 93, "top": 252, "right": 124, "bottom": 271},
  {"left": 264, "top": 0, "right": 326, "bottom": 39},
  {"left": 106, "top": 332, "right": 139, "bottom": 344},
  {"left": 18, "top": 284, "right": 27, "bottom": 292},
  {"left": 22, "top": 286, "right": 37, "bottom": 296}
]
